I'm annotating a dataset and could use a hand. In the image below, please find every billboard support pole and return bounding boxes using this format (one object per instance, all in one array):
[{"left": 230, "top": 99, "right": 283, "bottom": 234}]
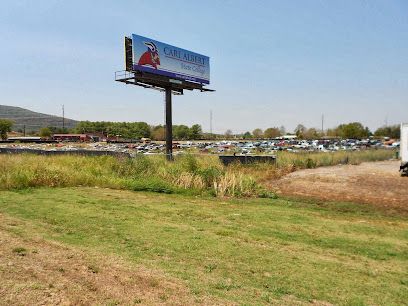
[
  {"left": 165, "top": 87, "right": 173, "bottom": 161},
  {"left": 117, "top": 35, "right": 214, "bottom": 161}
]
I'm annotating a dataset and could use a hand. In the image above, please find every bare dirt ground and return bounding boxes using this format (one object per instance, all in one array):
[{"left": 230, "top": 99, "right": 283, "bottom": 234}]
[
  {"left": 271, "top": 160, "right": 408, "bottom": 215},
  {"left": 0, "top": 214, "right": 220, "bottom": 306}
]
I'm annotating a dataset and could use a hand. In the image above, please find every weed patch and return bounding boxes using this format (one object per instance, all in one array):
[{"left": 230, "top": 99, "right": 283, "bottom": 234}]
[{"left": 12, "top": 247, "right": 28, "bottom": 256}]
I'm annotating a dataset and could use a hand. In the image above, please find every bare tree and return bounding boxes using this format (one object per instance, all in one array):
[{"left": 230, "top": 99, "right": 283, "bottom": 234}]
[
  {"left": 279, "top": 125, "right": 286, "bottom": 135},
  {"left": 252, "top": 128, "right": 263, "bottom": 139},
  {"left": 294, "top": 124, "right": 306, "bottom": 138},
  {"left": 264, "top": 127, "right": 281, "bottom": 138},
  {"left": 225, "top": 129, "right": 233, "bottom": 139}
]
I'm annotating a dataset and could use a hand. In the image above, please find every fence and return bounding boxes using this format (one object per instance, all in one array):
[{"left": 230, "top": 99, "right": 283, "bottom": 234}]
[{"left": 219, "top": 155, "right": 276, "bottom": 166}]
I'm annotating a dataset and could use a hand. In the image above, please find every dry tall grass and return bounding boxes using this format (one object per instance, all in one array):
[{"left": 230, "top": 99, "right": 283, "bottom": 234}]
[
  {"left": 0, "top": 149, "right": 394, "bottom": 196},
  {"left": 0, "top": 154, "right": 261, "bottom": 197}
]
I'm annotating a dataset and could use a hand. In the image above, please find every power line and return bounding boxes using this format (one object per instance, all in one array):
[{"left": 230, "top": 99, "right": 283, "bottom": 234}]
[{"left": 321, "top": 114, "right": 324, "bottom": 135}]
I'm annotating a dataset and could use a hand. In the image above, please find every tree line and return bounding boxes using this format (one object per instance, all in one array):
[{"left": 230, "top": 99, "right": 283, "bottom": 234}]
[
  {"left": 232, "top": 122, "right": 400, "bottom": 140},
  {"left": 73, "top": 121, "right": 203, "bottom": 140},
  {"left": 0, "top": 118, "right": 402, "bottom": 140}
]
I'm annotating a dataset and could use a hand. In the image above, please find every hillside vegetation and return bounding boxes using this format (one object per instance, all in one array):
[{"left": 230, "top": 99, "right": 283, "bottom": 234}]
[{"left": 0, "top": 105, "right": 77, "bottom": 131}]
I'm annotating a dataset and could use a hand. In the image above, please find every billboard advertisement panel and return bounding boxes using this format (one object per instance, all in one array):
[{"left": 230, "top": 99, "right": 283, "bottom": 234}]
[{"left": 131, "top": 34, "right": 210, "bottom": 84}]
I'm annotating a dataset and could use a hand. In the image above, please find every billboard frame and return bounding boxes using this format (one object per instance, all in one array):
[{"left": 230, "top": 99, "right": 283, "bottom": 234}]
[{"left": 115, "top": 36, "right": 214, "bottom": 160}]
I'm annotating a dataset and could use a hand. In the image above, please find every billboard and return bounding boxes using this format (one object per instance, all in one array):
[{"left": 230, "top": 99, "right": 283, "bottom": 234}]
[{"left": 131, "top": 34, "right": 210, "bottom": 84}]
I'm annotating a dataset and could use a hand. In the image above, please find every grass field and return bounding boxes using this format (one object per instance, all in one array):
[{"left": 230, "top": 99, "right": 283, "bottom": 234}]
[
  {"left": 1, "top": 187, "right": 407, "bottom": 305},
  {"left": 0, "top": 149, "right": 395, "bottom": 197}
]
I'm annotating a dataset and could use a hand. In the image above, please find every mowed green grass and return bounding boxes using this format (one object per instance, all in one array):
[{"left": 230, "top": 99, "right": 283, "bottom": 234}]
[{"left": 0, "top": 188, "right": 407, "bottom": 305}]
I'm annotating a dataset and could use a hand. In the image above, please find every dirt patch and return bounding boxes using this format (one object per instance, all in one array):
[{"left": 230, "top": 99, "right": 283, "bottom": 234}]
[
  {"left": 270, "top": 160, "right": 408, "bottom": 215},
  {"left": 0, "top": 214, "right": 221, "bottom": 306}
]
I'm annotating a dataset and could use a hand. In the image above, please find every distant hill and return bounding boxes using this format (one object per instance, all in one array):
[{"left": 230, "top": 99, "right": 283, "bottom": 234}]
[{"left": 0, "top": 105, "right": 78, "bottom": 132}]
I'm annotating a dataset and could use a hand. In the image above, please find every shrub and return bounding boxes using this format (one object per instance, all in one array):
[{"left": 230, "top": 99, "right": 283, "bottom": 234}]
[{"left": 127, "top": 177, "right": 175, "bottom": 194}]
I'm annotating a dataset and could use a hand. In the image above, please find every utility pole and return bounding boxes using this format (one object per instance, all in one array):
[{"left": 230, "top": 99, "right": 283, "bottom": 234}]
[
  {"left": 23, "top": 125, "right": 26, "bottom": 137},
  {"left": 62, "top": 105, "right": 65, "bottom": 131},
  {"left": 321, "top": 114, "right": 324, "bottom": 136},
  {"left": 210, "top": 110, "right": 213, "bottom": 137}
]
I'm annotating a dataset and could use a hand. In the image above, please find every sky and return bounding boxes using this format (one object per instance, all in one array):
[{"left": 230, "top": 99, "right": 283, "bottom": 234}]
[{"left": 0, "top": 0, "right": 407, "bottom": 134}]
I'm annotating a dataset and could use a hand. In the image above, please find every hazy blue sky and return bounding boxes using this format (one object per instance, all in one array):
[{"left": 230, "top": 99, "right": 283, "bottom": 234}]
[{"left": 0, "top": 0, "right": 407, "bottom": 133}]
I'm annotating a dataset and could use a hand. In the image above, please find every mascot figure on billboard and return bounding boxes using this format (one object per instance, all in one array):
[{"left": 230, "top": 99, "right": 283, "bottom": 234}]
[{"left": 138, "top": 41, "right": 160, "bottom": 69}]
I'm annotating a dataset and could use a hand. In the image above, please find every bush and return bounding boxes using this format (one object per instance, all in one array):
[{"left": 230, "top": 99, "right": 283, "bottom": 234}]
[{"left": 127, "top": 178, "right": 175, "bottom": 194}]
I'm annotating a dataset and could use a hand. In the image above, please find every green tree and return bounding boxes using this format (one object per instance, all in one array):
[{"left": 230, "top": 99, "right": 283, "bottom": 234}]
[
  {"left": 173, "top": 125, "right": 190, "bottom": 140},
  {"left": 75, "top": 121, "right": 101, "bottom": 134},
  {"left": 242, "top": 131, "right": 252, "bottom": 139},
  {"left": 39, "top": 127, "right": 52, "bottom": 138},
  {"left": 374, "top": 125, "right": 400, "bottom": 139},
  {"left": 75, "top": 121, "right": 151, "bottom": 139},
  {"left": 0, "top": 119, "right": 13, "bottom": 140},
  {"left": 107, "top": 125, "right": 125, "bottom": 138},
  {"left": 129, "top": 122, "right": 151, "bottom": 139},
  {"left": 48, "top": 126, "right": 69, "bottom": 134},
  {"left": 337, "top": 122, "right": 370, "bottom": 139},
  {"left": 189, "top": 124, "right": 202, "bottom": 140}
]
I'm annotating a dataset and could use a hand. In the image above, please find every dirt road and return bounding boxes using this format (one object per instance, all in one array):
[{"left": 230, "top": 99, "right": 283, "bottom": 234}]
[{"left": 272, "top": 160, "right": 408, "bottom": 215}]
